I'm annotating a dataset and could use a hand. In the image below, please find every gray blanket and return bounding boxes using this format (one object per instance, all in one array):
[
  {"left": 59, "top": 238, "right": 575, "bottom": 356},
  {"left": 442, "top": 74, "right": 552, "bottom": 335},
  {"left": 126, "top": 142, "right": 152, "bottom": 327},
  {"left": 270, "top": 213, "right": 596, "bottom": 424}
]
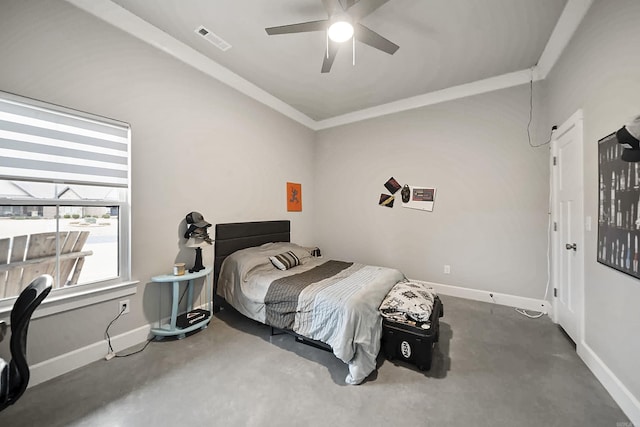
[{"left": 265, "top": 260, "right": 352, "bottom": 329}]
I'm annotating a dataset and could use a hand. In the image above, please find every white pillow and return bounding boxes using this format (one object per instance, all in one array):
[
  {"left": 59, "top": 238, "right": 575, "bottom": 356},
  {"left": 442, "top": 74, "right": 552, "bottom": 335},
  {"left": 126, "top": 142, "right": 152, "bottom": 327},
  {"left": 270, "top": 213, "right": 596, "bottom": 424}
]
[{"left": 269, "top": 251, "right": 300, "bottom": 270}]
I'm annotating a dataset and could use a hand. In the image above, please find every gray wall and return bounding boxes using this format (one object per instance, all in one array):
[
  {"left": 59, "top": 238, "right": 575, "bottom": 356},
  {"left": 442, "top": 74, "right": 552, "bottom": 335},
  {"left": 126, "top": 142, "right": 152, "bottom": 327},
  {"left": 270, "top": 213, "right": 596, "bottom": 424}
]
[
  {"left": 313, "top": 0, "right": 640, "bottom": 408},
  {"left": 1, "top": 0, "right": 638, "bottom": 411},
  {"left": 0, "top": 0, "right": 315, "bottom": 363},
  {"left": 545, "top": 0, "right": 640, "bottom": 401},
  {"left": 314, "top": 84, "right": 550, "bottom": 298}
]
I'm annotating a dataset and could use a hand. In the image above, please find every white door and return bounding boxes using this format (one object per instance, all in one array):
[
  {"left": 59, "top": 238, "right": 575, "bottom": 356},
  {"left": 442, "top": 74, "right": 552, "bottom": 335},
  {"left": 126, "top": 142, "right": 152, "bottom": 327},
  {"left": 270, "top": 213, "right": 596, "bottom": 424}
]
[{"left": 552, "top": 110, "right": 584, "bottom": 344}]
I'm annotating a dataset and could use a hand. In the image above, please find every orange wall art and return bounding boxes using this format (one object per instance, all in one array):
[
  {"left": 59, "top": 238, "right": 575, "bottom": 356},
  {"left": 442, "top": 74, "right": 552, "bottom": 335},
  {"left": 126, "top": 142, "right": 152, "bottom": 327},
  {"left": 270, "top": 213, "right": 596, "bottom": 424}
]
[{"left": 286, "top": 182, "right": 302, "bottom": 212}]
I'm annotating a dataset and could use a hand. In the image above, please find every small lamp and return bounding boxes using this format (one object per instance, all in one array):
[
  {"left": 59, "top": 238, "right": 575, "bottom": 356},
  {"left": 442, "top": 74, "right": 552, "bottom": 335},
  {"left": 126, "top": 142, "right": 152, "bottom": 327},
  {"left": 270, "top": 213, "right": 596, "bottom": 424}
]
[
  {"left": 184, "top": 211, "right": 213, "bottom": 273},
  {"left": 186, "top": 237, "right": 206, "bottom": 273}
]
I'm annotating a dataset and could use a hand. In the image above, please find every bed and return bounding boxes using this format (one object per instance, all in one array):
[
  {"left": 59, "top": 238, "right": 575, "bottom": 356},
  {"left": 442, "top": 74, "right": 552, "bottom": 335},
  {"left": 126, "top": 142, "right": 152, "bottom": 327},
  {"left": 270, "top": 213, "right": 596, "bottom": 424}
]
[{"left": 214, "top": 220, "right": 406, "bottom": 385}]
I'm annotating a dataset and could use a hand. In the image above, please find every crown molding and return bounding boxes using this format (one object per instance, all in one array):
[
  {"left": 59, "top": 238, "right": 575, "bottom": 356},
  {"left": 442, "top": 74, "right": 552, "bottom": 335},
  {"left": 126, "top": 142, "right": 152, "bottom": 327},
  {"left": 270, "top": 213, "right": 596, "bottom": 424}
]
[
  {"left": 314, "top": 68, "right": 541, "bottom": 130},
  {"left": 536, "top": 0, "right": 594, "bottom": 79},
  {"left": 64, "top": 0, "right": 317, "bottom": 129},
  {"left": 65, "top": 0, "right": 592, "bottom": 131}
]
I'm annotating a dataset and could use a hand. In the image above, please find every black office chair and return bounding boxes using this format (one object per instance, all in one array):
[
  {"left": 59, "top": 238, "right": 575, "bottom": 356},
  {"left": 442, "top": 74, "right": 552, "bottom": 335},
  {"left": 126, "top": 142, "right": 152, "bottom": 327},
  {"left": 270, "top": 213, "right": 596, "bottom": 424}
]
[{"left": 0, "top": 275, "right": 52, "bottom": 412}]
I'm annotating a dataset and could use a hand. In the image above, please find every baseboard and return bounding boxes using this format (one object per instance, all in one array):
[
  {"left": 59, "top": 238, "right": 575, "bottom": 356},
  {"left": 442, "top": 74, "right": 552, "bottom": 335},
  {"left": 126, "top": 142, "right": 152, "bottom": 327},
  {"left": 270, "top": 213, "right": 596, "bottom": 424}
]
[
  {"left": 415, "top": 280, "right": 639, "bottom": 422},
  {"left": 28, "top": 324, "right": 151, "bottom": 388},
  {"left": 29, "top": 303, "right": 211, "bottom": 388},
  {"left": 410, "top": 279, "right": 550, "bottom": 313},
  {"left": 578, "top": 341, "right": 640, "bottom": 426}
]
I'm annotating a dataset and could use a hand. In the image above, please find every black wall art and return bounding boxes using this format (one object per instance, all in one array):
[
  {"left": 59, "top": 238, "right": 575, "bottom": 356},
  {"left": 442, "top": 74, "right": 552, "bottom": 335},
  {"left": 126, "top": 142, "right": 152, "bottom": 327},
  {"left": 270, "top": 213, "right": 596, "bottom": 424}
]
[{"left": 598, "top": 133, "right": 640, "bottom": 279}]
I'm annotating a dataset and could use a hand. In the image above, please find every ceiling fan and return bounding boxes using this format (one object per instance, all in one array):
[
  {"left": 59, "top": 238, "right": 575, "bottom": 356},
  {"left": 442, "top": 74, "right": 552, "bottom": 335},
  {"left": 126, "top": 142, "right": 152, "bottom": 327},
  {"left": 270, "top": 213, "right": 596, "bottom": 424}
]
[{"left": 265, "top": 0, "right": 399, "bottom": 73}]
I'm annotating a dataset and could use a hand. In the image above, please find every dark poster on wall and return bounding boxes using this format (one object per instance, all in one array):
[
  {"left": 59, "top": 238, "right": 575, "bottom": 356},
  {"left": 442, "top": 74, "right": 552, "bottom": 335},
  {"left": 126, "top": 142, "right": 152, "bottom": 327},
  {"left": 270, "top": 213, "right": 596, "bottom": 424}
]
[{"left": 598, "top": 132, "right": 640, "bottom": 279}]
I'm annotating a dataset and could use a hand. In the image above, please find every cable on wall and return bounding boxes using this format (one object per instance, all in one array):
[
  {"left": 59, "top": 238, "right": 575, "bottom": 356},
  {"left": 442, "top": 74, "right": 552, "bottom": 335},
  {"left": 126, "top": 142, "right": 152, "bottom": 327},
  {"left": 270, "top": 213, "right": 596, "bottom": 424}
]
[
  {"left": 104, "top": 305, "right": 154, "bottom": 358},
  {"left": 527, "top": 66, "right": 555, "bottom": 148},
  {"left": 104, "top": 283, "right": 193, "bottom": 358},
  {"left": 511, "top": 66, "right": 558, "bottom": 318},
  {"left": 514, "top": 146, "right": 555, "bottom": 319}
]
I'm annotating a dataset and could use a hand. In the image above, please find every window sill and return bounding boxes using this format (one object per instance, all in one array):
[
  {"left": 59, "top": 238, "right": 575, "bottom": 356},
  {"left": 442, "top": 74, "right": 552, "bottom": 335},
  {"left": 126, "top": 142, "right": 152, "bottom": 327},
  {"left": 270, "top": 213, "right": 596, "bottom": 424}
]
[{"left": 0, "top": 280, "right": 139, "bottom": 322}]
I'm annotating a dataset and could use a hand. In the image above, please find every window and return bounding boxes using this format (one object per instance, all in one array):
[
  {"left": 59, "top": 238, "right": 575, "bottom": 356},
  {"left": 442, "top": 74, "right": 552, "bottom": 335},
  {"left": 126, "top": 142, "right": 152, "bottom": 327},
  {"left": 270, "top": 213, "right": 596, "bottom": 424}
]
[{"left": 0, "top": 91, "right": 131, "bottom": 308}]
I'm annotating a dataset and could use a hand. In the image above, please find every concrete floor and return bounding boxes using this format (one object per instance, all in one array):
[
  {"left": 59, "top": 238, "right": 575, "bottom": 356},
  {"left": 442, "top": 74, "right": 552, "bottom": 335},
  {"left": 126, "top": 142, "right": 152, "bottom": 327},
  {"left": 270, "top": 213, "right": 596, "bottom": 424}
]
[{"left": 0, "top": 295, "right": 630, "bottom": 426}]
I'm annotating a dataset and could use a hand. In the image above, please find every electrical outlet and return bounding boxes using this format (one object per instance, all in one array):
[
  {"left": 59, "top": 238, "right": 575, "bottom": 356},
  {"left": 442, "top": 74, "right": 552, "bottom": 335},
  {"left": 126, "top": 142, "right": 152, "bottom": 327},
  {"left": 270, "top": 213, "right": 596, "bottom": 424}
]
[
  {"left": 118, "top": 299, "right": 130, "bottom": 315},
  {"left": 444, "top": 264, "right": 451, "bottom": 274}
]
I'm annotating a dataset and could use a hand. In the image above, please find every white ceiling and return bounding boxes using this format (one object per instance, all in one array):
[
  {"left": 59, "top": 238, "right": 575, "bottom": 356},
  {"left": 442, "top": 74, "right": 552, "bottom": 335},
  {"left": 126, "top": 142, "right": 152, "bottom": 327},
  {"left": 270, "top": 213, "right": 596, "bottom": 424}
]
[{"left": 66, "top": 0, "right": 593, "bottom": 129}]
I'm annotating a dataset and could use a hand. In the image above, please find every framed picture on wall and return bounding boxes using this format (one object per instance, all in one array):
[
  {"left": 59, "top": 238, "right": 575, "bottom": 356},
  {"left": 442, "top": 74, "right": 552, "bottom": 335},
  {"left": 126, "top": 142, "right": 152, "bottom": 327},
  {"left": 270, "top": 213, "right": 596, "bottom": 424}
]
[
  {"left": 401, "top": 185, "right": 436, "bottom": 211},
  {"left": 597, "top": 132, "right": 640, "bottom": 279},
  {"left": 287, "top": 182, "right": 302, "bottom": 212}
]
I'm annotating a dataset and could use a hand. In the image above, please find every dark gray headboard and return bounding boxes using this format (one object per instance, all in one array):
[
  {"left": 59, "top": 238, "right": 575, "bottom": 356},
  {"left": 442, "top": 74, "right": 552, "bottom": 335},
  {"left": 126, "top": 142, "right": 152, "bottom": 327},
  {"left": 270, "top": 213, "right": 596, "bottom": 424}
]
[{"left": 214, "top": 220, "right": 290, "bottom": 298}]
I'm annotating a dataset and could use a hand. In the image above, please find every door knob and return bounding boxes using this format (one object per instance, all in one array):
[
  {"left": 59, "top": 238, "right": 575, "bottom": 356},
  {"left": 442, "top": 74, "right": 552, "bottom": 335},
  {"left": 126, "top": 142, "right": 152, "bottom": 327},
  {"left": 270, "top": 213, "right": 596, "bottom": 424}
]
[{"left": 565, "top": 243, "right": 577, "bottom": 251}]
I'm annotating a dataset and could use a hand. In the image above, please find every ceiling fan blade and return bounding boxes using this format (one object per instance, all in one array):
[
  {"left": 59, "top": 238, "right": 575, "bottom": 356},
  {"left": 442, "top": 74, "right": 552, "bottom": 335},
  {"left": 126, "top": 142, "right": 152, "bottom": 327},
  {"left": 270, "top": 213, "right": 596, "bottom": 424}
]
[
  {"left": 340, "top": 0, "right": 356, "bottom": 9},
  {"left": 355, "top": 23, "right": 399, "bottom": 55},
  {"left": 265, "top": 20, "right": 328, "bottom": 35},
  {"left": 322, "top": 0, "right": 343, "bottom": 15},
  {"left": 347, "top": 0, "right": 390, "bottom": 21},
  {"left": 321, "top": 41, "right": 340, "bottom": 73}
]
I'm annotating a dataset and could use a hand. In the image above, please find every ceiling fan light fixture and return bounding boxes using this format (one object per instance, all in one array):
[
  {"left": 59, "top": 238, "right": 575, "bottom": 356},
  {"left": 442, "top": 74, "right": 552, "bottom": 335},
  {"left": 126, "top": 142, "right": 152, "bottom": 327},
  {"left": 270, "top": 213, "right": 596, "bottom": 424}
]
[{"left": 328, "top": 21, "right": 354, "bottom": 43}]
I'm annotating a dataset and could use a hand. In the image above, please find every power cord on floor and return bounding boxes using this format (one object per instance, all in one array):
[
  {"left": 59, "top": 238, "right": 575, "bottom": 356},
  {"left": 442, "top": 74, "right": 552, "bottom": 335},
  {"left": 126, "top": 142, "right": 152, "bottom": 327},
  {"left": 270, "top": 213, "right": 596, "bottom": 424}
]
[
  {"left": 514, "top": 308, "right": 545, "bottom": 319},
  {"left": 104, "top": 304, "right": 154, "bottom": 359},
  {"left": 114, "top": 338, "right": 154, "bottom": 358},
  {"left": 490, "top": 293, "right": 546, "bottom": 318}
]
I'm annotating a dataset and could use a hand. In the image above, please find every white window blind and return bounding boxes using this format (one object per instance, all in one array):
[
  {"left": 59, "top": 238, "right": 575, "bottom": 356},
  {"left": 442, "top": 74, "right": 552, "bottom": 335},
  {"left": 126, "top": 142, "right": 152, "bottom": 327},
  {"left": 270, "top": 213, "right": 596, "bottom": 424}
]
[{"left": 0, "top": 94, "right": 129, "bottom": 187}]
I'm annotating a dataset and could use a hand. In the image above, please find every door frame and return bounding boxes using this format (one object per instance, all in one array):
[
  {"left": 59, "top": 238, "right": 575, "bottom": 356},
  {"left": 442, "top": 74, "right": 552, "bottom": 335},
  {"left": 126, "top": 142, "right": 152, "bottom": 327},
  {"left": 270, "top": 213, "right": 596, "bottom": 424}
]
[{"left": 550, "top": 109, "right": 585, "bottom": 344}]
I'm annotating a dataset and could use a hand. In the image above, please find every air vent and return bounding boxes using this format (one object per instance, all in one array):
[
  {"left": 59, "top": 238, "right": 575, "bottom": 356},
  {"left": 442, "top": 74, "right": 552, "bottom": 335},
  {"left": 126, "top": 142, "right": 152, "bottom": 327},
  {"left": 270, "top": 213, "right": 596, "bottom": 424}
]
[{"left": 195, "top": 25, "right": 231, "bottom": 51}]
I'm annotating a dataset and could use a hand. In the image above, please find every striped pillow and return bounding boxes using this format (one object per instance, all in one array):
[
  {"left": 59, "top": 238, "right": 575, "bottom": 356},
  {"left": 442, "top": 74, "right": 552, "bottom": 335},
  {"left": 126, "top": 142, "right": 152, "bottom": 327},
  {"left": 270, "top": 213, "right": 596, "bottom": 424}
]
[{"left": 269, "top": 251, "right": 300, "bottom": 270}]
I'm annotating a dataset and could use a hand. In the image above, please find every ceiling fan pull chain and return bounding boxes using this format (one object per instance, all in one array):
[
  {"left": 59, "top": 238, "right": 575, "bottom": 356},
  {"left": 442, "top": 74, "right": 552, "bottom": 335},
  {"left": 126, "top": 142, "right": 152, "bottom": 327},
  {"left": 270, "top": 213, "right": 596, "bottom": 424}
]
[{"left": 352, "top": 35, "right": 355, "bottom": 66}]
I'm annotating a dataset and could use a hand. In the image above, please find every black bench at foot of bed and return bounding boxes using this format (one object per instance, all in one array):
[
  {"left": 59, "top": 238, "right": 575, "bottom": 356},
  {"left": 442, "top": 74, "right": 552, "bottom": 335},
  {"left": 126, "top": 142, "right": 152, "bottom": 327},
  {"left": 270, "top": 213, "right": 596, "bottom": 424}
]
[{"left": 381, "top": 296, "right": 444, "bottom": 371}]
